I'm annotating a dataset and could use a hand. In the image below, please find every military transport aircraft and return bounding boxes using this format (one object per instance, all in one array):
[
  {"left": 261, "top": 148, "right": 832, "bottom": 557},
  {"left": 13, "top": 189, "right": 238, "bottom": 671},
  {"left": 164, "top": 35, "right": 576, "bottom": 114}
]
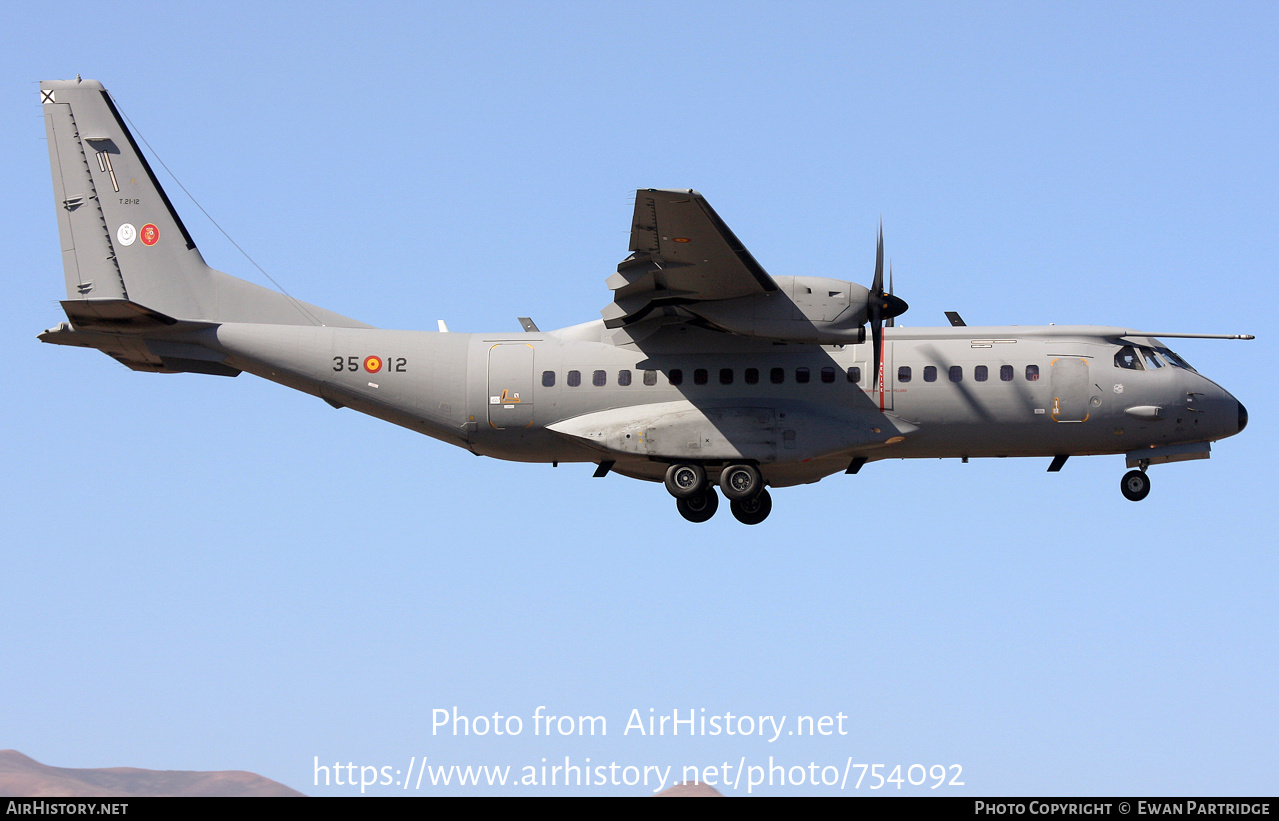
[{"left": 37, "top": 78, "right": 1252, "bottom": 524}]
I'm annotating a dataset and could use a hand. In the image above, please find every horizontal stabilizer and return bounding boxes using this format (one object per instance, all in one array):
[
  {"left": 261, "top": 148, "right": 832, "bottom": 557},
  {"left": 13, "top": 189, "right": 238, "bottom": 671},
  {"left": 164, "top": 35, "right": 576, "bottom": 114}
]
[
  {"left": 38, "top": 322, "right": 240, "bottom": 376},
  {"left": 59, "top": 298, "right": 182, "bottom": 331}
]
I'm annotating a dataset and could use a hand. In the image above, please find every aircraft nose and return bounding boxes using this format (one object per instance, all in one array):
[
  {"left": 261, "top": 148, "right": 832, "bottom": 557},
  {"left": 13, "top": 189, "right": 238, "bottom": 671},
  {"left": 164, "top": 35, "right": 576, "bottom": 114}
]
[{"left": 1238, "top": 401, "right": 1248, "bottom": 434}]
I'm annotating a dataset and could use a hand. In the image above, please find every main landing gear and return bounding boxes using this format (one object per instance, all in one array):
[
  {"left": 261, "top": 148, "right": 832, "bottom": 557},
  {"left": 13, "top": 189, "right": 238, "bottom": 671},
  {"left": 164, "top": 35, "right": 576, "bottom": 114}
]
[
  {"left": 1120, "top": 468, "right": 1151, "bottom": 502},
  {"left": 665, "top": 463, "right": 773, "bottom": 524}
]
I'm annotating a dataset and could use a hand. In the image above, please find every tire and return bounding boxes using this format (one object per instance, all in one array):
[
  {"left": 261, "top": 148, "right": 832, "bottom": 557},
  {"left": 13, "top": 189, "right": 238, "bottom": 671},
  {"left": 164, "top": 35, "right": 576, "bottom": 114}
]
[
  {"left": 730, "top": 488, "right": 772, "bottom": 525},
  {"left": 719, "top": 463, "right": 762, "bottom": 501},
  {"left": 664, "top": 463, "right": 706, "bottom": 499},
  {"left": 1120, "top": 469, "right": 1151, "bottom": 502},
  {"left": 677, "top": 488, "right": 719, "bottom": 523}
]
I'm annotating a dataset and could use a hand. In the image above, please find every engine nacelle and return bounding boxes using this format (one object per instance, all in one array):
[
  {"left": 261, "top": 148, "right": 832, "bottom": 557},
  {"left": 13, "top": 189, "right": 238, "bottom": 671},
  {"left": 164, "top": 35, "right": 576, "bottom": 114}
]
[{"left": 687, "top": 275, "right": 871, "bottom": 345}]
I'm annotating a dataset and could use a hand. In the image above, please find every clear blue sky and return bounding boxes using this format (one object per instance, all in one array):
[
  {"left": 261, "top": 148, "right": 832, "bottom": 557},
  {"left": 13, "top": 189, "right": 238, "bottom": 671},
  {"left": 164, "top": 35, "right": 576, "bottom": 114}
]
[{"left": 3, "top": 1, "right": 1275, "bottom": 796}]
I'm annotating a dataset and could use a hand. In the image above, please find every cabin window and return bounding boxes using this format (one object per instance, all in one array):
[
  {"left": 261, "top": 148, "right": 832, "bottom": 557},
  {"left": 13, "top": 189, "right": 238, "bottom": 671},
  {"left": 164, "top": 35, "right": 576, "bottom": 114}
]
[
  {"left": 821, "top": 366, "right": 836, "bottom": 383},
  {"left": 974, "top": 365, "right": 988, "bottom": 382},
  {"left": 846, "top": 366, "right": 861, "bottom": 383},
  {"left": 694, "top": 368, "right": 709, "bottom": 385},
  {"left": 1000, "top": 365, "right": 1014, "bottom": 381},
  {"left": 541, "top": 371, "right": 555, "bottom": 387},
  {"left": 897, "top": 366, "right": 912, "bottom": 383},
  {"left": 949, "top": 366, "right": 963, "bottom": 382},
  {"left": 567, "top": 370, "right": 581, "bottom": 387},
  {"left": 668, "top": 369, "right": 683, "bottom": 386},
  {"left": 923, "top": 366, "right": 937, "bottom": 382},
  {"left": 593, "top": 370, "right": 606, "bottom": 387},
  {"left": 643, "top": 369, "right": 657, "bottom": 386},
  {"left": 1025, "top": 365, "right": 1039, "bottom": 381},
  {"left": 745, "top": 367, "right": 760, "bottom": 384},
  {"left": 720, "top": 368, "right": 734, "bottom": 385},
  {"left": 618, "top": 369, "right": 632, "bottom": 386},
  {"left": 796, "top": 367, "right": 810, "bottom": 384},
  {"left": 1114, "top": 346, "right": 1143, "bottom": 370},
  {"left": 770, "top": 367, "right": 785, "bottom": 384}
]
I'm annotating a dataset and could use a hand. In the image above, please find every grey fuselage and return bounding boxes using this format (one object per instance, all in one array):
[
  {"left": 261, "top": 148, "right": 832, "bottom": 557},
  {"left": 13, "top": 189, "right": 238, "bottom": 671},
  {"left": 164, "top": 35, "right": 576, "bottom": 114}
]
[{"left": 207, "top": 319, "right": 1244, "bottom": 489}]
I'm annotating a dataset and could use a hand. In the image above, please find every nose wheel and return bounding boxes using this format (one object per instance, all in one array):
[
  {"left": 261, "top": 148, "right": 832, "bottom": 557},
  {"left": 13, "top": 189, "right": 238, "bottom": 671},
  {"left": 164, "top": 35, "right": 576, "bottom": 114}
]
[{"left": 1120, "top": 469, "right": 1151, "bottom": 502}]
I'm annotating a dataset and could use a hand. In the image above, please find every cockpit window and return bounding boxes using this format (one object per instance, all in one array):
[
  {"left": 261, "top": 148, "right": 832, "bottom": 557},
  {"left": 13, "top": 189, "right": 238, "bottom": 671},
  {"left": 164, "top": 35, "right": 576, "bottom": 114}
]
[
  {"left": 1114, "top": 346, "right": 1143, "bottom": 370},
  {"left": 1140, "top": 347, "right": 1164, "bottom": 369}
]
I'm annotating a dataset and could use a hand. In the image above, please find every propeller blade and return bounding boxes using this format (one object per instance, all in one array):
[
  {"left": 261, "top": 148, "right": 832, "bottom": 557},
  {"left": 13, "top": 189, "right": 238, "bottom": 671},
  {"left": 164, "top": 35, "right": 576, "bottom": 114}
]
[
  {"left": 872, "top": 223, "right": 884, "bottom": 296},
  {"left": 869, "top": 224, "right": 886, "bottom": 403},
  {"left": 886, "top": 262, "right": 895, "bottom": 328}
]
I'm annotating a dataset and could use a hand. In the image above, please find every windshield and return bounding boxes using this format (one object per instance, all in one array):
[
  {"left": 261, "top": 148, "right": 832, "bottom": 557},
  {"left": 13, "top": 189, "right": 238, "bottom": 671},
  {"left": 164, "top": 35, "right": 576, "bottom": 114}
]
[
  {"left": 1155, "top": 346, "right": 1196, "bottom": 372},
  {"left": 1116, "top": 344, "right": 1196, "bottom": 372}
]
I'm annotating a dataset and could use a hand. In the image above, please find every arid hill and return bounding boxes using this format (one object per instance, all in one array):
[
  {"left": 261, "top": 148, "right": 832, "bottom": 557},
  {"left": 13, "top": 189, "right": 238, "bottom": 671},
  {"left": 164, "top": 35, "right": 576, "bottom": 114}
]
[{"left": 0, "top": 750, "right": 302, "bottom": 797}]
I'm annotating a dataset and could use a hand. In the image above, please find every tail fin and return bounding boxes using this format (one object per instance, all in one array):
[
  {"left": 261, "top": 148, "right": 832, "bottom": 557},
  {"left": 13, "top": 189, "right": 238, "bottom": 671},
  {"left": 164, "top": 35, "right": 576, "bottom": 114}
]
[{"left": 40, "top": 78, "right": 365, "bottom": 328}]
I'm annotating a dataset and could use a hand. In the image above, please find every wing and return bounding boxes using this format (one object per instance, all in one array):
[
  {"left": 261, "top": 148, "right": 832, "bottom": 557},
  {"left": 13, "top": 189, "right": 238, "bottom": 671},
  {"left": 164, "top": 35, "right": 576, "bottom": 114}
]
[{"left": 602, "top": 189, "right": 778, "bottom": 328}]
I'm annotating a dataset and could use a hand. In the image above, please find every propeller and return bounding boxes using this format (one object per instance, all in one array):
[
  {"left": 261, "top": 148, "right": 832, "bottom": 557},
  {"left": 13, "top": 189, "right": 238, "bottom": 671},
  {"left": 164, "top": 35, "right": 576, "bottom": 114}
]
[{"left": 867, "top": 225, "right": 908, "bottom": 395}]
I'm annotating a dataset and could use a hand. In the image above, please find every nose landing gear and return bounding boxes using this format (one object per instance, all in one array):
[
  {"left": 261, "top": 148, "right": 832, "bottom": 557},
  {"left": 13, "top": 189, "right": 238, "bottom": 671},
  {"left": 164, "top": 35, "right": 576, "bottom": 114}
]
[{"left": 1120, "top": 468, "right": 1151, "bottom": 501}]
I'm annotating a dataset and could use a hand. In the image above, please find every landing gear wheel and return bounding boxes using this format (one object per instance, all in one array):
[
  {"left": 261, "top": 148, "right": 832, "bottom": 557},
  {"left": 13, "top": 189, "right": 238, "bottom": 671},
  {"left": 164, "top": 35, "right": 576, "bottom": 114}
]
[
  {"left": 1121, "top": 469, "right": 1151, "bottom": 502},
  {"left": 664, "top": 463, "right": 706, "bottom": 499},
  {"left": 677, "top": 487, "right": 719, "bottom": 523},
  {"left": 730, "top": 488, "right": 772, "bottom": 525},
  {"left": 719, "top": 463, "right": 762, "bottom": 501}
]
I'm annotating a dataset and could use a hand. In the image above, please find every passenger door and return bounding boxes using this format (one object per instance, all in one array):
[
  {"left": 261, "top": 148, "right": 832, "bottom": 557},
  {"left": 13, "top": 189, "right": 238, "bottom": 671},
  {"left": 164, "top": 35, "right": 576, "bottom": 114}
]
[{"left": 487, "top": 343, "right": 534, "bottom": 429}]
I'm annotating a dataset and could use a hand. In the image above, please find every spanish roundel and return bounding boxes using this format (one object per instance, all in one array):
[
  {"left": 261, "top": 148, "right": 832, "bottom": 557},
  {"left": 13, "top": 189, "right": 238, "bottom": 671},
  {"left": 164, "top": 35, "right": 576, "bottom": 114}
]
[{"left": 363, "top": 356, "right": 382, "bottom": 373}]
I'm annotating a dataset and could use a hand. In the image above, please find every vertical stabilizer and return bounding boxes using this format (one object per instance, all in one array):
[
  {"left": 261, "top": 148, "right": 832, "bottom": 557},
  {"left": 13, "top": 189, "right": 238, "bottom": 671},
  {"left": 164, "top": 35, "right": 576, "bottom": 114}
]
[
  {"left": 43, "top": 78, "right": 208, "bottom": 316},
  {"left": 40, "top": 78, "right": 366, "bottom": 328}
]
